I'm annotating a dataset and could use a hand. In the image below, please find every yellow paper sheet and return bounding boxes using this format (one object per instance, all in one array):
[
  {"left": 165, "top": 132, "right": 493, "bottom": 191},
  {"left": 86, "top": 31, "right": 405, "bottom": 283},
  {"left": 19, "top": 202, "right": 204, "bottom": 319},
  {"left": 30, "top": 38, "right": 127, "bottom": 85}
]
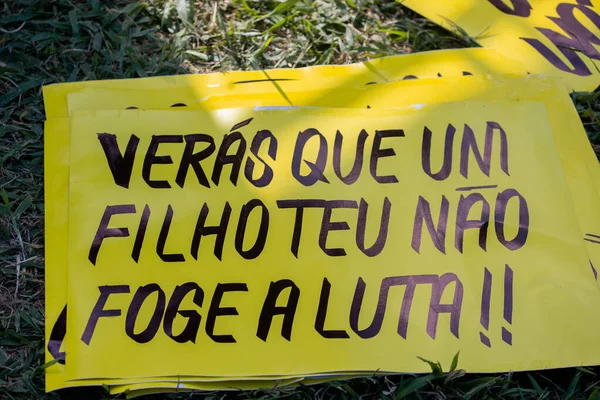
[
  {"left": 43, "top": 48, "right": 526, "bottom": 119},
  {"left": 398, "top": 0, "right": 600, "bottom": 91},
  {"left": 43, "top": 48, "right": 528, "bottom": 391},
  {"left": 66, "top": 103, "right": 600, "bottom": 380},
  {"left": 44, "top": 74, "right": 600, "bottom": 391}
]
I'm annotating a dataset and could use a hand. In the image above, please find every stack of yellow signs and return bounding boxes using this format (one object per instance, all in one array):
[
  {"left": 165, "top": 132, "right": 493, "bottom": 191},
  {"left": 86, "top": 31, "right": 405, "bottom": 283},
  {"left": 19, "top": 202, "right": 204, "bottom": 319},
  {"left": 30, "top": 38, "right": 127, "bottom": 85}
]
[{"left": 43, "top": 47, "right": 600, "bottom": 397}]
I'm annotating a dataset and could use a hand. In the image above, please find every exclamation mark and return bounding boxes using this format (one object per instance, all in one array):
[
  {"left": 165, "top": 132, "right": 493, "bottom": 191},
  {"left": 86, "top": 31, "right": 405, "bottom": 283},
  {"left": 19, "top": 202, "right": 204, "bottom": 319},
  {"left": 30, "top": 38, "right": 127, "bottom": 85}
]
[
  {"left": 502, "top": 264, "right": 513, "bottom": 345},
  {"left": 479, "top": 267, "right": 492, "bottom": 347}
]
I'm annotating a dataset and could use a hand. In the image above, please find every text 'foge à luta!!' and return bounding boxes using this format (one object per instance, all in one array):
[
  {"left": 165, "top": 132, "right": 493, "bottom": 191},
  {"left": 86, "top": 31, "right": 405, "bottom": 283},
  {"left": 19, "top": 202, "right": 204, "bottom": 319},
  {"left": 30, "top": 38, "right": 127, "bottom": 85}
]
[{"left": 64, "top": 103, "right": 600, "bottom": 379}]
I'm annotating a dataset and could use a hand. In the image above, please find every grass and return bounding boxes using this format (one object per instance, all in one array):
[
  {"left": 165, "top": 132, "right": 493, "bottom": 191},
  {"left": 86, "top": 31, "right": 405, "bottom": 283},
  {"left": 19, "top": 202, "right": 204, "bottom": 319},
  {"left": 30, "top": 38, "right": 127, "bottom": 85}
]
[{"left": 1, "top": 0, "right": 600, "bottom": 398}]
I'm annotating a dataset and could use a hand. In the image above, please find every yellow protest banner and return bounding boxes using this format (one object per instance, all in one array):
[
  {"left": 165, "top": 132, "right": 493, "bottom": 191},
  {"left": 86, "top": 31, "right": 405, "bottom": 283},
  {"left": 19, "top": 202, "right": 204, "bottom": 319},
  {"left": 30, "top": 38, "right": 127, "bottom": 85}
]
[
  {"left": 43, "top": 49, "right": 529, "bottom": 391},
  {"left": 65, "top": 103, "right": 600, "bottom": 380},
  {"left": 398, "top": 0, "right": 600, "bottom": 91},
  {"left": 44, "top": 74, "right": 600, "bottom": 391}
]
